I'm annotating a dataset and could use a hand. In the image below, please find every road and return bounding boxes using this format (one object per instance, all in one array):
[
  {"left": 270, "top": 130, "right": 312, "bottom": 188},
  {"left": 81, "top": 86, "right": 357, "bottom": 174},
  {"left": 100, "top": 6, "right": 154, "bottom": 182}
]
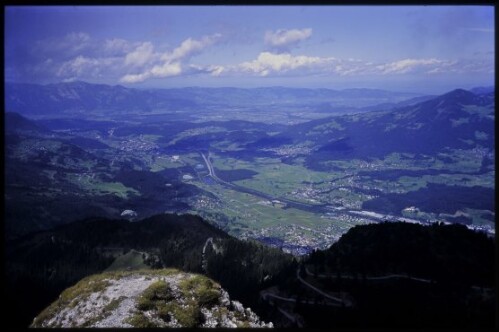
[
  {"left": 305, "top": 267, "right": 432, "bottom": 283},
  {"left": 199, "top": 152, "right": 332, "bottom": 214},
  {"left": 201, "top": 153, "right": 215, "bottom": 178},
  {"left": 277, "top": 308, "right": 303, "bottom": 327},
  {"left": 260, "top": 290, "right": 306, "bottom": 327},
  {"left": 304, "top": 267, "right": 493, "bottom": 291},
  {"left": 261, "top": 290, "right": 343, "bottom": 307},
  {"left": 296, "top": 268, "right": 353, "bottom": 307},
  {"left": 201, "top": 237, "right": 214, "bottom": 273},
  {"left": 259, "top": 268, "right": 351, "bottom": 327}
]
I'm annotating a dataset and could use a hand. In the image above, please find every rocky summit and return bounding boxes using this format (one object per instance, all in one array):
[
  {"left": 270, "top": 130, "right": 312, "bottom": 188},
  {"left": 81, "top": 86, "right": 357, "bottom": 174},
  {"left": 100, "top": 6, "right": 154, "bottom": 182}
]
[{"left": 31, "top": 269, "right": 272, "bottom": 328}]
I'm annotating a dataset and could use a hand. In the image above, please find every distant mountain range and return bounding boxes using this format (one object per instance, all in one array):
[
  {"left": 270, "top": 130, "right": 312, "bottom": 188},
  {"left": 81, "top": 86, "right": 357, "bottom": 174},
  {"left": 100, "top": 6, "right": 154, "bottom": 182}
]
[{"left": 5, "top": 81, "right": 428, "bottom": 116}]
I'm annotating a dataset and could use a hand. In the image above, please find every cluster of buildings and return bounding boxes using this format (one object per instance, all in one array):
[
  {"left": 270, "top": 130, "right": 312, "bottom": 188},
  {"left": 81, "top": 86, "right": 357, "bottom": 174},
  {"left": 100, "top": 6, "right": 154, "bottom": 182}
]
[
  {"left": 261, "top": 145, "right": 312, "bottom": 157},
  {"left": 118, "top": 137, "right": 157, "bottom": 152}
]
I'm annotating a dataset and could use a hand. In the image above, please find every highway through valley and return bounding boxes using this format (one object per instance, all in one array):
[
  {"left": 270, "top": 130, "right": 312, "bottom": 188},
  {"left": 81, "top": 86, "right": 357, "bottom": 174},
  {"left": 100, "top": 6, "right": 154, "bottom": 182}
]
[{"left": 200, "top": 152, "right": 334, "bottom": 215}]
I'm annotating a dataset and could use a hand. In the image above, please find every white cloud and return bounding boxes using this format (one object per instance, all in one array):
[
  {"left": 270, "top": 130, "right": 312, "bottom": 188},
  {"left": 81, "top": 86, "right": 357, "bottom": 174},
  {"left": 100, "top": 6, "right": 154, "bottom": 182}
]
[
  {"left": 229, "top": 52, "right": 380, "bottom": 77},
  {"left": 238, "top": 52, "right": 332, "bottom": 76},
  {"left": 36, "top": 33, "right": 221, "bottom": 83},
  {"left": 189, "top": 64, "right": 225, "bottom": 76},
  {"left": 56, "top": 55, "right": 122, "bottom": 80},
  {"left": 124, "top": 42, "right": 155, "bottom": 67},
  {"left": 33, "top": 32, "right": 137, "bottom": 68},
  {"left": 163, "top": 33, "right": 222, "bottom": 62},
  {"left": 210, "top": 65, "right": 224, "bottom": 76},
  {"left": 57, "top": 55, "right": 99, "bottom": 77},
  {"left": 264, "top": 28, "right": 312, "bottom": 50},
  {"left": 222, "top": 53, "right": 489, "bottom": 79},
  {"left": 376, "top": 58, "right": 444, "bottom": 74},
  {"left": 120, "top": 72, "right": 152, "bottom": 83},
  {"left": 27, "top": 28, "right": 492, "bottom": 84},
  {"left": 27, "top": 32, "right": 224, "bottom": 83},
  {"left": 119, "top": 34, "right": 222, "bottom": 83},
  {"left": 62, "top": 77, "right": 78, "bottom": 83},
  {"left": 150, "top": 62, "right": 182, "bottom": 77}
]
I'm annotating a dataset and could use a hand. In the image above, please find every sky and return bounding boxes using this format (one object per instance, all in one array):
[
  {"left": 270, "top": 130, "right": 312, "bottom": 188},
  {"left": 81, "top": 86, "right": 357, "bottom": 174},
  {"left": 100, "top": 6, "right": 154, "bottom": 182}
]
[{"left": 4, "top": 5, "right": 495, "bottom": 93}]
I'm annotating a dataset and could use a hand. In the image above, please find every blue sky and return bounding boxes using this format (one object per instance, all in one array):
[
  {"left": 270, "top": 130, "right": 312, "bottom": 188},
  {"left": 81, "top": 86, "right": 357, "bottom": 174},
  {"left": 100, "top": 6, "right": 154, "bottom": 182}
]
[{"left": 5, "top": 6, "right": 494, "bottom": 93}]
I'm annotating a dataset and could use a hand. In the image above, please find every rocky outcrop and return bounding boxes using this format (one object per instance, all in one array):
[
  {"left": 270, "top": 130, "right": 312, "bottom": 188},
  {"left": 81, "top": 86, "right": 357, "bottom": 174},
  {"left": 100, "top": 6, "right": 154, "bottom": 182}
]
[{"left": 32, "top": 269, "right": 272, "bottom": 328}]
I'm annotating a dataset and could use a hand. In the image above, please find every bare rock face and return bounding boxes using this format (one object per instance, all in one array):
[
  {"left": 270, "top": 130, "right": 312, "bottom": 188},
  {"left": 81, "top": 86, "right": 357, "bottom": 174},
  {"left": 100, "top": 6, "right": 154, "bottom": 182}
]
[{"left": 32, "top": 269, "right": 273, "bottom": 328}]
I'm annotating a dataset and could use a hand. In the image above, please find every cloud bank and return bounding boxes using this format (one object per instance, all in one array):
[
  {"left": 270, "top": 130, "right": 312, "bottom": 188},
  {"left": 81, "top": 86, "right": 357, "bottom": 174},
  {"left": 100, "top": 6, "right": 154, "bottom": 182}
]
[
  {"left": 6, "top": 30, "right": 494, "bottom": 85},
  {"left": 224, "top": 53, "right": 479, "bottom": 78}
]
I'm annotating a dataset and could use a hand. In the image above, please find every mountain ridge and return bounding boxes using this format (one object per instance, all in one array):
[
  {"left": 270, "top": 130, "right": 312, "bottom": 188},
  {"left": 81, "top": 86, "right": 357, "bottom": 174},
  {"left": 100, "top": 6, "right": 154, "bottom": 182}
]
[
  {"left": 265, "top": 87, "right": 496, "bottom": 165},
  {"left": 6, "top": 213, "right": 295, "bottom": 328},
  {"left": 5, "top": 81, "right": 424, "bottom": 116}
]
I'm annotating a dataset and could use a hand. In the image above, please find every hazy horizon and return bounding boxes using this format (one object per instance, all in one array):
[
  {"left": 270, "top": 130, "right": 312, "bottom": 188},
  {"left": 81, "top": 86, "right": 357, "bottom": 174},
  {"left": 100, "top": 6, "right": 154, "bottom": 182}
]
[{"left": 5, "top": 79, "right": 495, "bottom": 96}]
